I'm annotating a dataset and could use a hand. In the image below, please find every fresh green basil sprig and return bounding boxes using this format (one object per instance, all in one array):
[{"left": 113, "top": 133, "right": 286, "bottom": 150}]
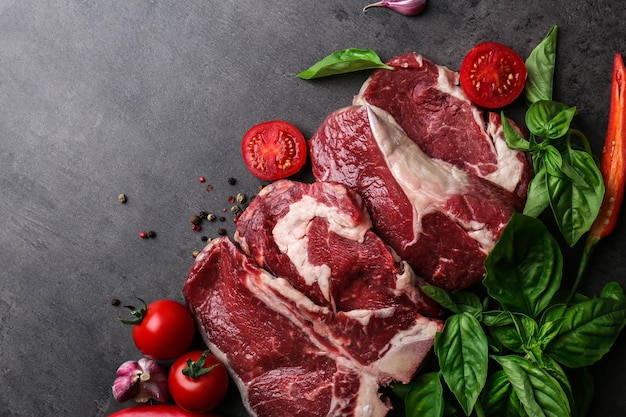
[
  {"left": 296, "top": 48, "right": 393, "bottom": 79},
  {"left": 397, "top": 213, "right": 626, "bottom": 417},
  {"left": 502, "top": 25, "right": 605, "bottom": 247}
]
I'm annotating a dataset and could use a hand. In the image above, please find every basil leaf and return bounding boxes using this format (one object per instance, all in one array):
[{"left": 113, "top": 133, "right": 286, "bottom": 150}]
[
  {"left": 398, "top": 372, "right": 444, "bottom": 417},
  {"left": 523, "top": 166, "right": 550, "bottom": 217},
  {"left": 542, "top": 145, "right": 563, "bottom": 177},
  {"left": 525, "top": 25, "right": 558, "bottom": 104},
  {"left": 544, "top": 295, "right": 626, "bottom": 368},
  {"left": 421, "top": 285, "right": 460, "bottom": 313},
  {"left": 435, "top": 313, "right": 488, "bottom": 415},
  {"left": 502, "top": 112, "right": 530, "bottom": 151},
  {"left": 547, "top": 149, "right": 604, "bottom": 247},
  {"left": 297, "top": 48, "right": 393, "bottom": 79},
  {"left": 493, "top": 355, "right": 571, "bottom": 417},
  {"left": 600, "top": 281, "right": 626, "bottom": 302},
  {"left": 451, "top": 291, "right": 484, "bottom": 319},
  {"left": 483, "top": 213, "right": 562, "bottom": 318},
  {"left": 525, "top": 100, "right": 577, "bottom": 139},
  {"left": 482, "top": 370, "right": 526, "bottom": 417}
]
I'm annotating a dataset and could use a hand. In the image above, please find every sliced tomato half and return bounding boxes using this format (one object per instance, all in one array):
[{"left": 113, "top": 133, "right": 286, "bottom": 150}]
[
  {"left": 241, "top": 120, "right": 307, "bottom": 181},
  {"left": 459, "top": 41, "right": 528, "bottom": 109}
]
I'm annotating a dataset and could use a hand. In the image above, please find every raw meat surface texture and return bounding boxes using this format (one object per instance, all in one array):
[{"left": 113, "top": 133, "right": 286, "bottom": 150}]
[
  {"left": 185, "top": 180, "right": 443, "bottom": 417},
  {"left": 353, "top": 51, "right": 531, "bottom": 200},
  {"left": 309, "top": 105, "right": 522, "bottom": 290}
]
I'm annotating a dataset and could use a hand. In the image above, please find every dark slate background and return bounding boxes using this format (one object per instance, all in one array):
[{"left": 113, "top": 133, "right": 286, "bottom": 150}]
[{"left": 0, "top": 1, "right": 624, "bottom": 416}]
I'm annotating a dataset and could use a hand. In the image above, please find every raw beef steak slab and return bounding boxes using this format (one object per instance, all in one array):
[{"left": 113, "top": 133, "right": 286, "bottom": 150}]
[
  {"left": 309, "top": 105, "right": 522, "bottom": 290},
  {"left": 353, "top": 51, "right": 531, "bottom": 200},
  {"left": 185, "top": 180, "right": 443, "bottom": 417}
]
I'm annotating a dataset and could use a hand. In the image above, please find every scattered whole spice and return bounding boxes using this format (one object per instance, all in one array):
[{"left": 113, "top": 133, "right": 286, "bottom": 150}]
[
  {"left": 199, "top": 211, "right": 209, "bottom": 219},
  {"left": 228, "top": 195, "right": 235, "bottom": 204},
  {"left": 205, "top": 184, "right": 213, "bottom": 192},
  {"left": 207, "top": 213, "right": 217, "bottom": 222},
  {"left": 227, "top": 177, "right": 237, "bottom": 185},
  {"left": 217, "top": 228, "right": 227, "bottom": 236},
  {"left": 118, "top": 194, "right": 127, "bottom": 204},
  {"left": 236, "top": 193, "right": 247, "bottom": 204},
  {"left": 192, "top": 250, "right": 200, "bottom": 258},
  {"left": 190, "top": 215, "right": 201, "bottom": 225},
  {"left": 219, "top": 216, "right": 226, "bottom": 222},
  {"left": 230, "top": 205, "right": 241, "bottom": 215},
  {"left": 201, "top": 236, "right": 209, "bottom": 242},
  {"left": 111, "top": 298, "right": 121, "bottom": 306},
  {"left": 139, "top": 231, "right": 148, "bottom": 239},
  {"left": 199, "top": 176, "right": 206, "bottom": 183},
  {"left": 147, "top": 231, "right": 156, "bottom": 238},
  {"left": 192, "top": 224, "right": 201, "bottom": 232}
]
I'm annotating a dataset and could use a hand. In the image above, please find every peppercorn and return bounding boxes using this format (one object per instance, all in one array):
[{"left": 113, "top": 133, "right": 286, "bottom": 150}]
[
  {"left": 219, "top": 216, "right": 226, "bottom": 222},
  {"left": 228, "top": 195, "right": 235, "bottom": 204},
  {"left": 192, "top": 224, "right": 201, "bottom": 232},
  {"left": 236, "top": 193, "right": 247, "bottom": 204},
  {"left": 147, "top": 230, "right": 157, "bottom": 238},
  {"left": 118, "top": 194, "right": 127, "bottom": 204},
  {"left": 199, "top": 211, "right": 209, "bottom": 219},
  {"left": 227, "top": 177, "right": 236, "bottom": 185},
  {"left": 139, "top": 231, "right": 148, "bottom": 239},
  {"left": 217, "top": 227, "right": 227, "bottom": 236},
  {"left": 207, "top": 213, "right": 217, "bottom": 222},
  {"left": 230, "top": 205, "right": 241, "bottom": 215},
  {"left": 192, "top": 250, "right": 200, "bottom": 258},
  {"left": 111, "top": 298, "right": 120, "bottom": 306},
  {"left": 205, "top": 184, "right": 213, "bottom": 192},
  {"left": 199, "top": 176, "right": 206, "bottom": 183},
  {"left": 201, "top": 236, "right": 209, "bottom": 242},
  {"left": 190, "top": 215, "right": 201, "bottom": 225}
]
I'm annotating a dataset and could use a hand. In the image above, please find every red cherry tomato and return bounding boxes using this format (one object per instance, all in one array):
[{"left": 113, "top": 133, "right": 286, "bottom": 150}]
[
  {"left": 121, "top": 298, "right": 195, "bottom": 361},
  {"left": 169, "top": 350, "right": 229, "bottom": 414},
  {"left": 241, "top": 120, "right": 307, "bottom": 181},
  {"left": 459, "top": 41, "right": 527, "bottom": 109}
]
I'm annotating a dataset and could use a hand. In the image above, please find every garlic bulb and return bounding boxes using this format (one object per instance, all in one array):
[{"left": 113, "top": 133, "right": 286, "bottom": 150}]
[{"left": 112, "top": 358, "right": 169, "bottom": 403}]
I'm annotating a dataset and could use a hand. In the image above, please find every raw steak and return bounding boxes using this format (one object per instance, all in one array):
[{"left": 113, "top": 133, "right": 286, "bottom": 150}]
[
  {"left": 309, "top": 105, "right": 522, "bottom": 290},
  {"left": 353, "top": 52, "right": 531, "bottom": 200},
  {"left": 184, "top": 180, "right": 443, "bottom": 417}
]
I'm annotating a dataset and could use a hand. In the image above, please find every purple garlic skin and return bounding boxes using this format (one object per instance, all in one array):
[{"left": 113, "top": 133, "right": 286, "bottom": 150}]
[
  {"left": 363, "top": 0, "right": 427, "bottom": 16},
  {"left": 112, "top": 358, "right": 169, "bottom": 403}
]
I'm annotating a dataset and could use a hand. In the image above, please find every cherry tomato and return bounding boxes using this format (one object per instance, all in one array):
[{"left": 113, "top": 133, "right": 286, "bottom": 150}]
[
  {"left": 459, "top": 41, "right": 527, "bottom": 109},
  {"left": 120, "top": 298, "right": 195, "bottom": 361},
  {"left": 169, "top": 350, "right": 229, "bottom": 414},
  {"left": 241, "top": 120, "right": 307, "bottom": 181}
]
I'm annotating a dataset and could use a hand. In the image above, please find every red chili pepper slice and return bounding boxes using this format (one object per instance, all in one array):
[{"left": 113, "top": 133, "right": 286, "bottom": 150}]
[
  {"left": 589, "top": 53, "right": 626, "bottom": 242},
  {"left": 107, "top": 404, "right": 222, "bottom": 417}
]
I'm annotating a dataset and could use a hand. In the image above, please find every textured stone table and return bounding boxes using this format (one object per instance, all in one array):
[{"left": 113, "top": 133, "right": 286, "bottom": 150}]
[{"left": 0, "top": 1, "right": 624, "bottom": 416}]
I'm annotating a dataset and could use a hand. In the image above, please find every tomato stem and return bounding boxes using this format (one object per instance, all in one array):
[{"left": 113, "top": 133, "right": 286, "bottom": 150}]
[
  {"left": 119, "top": 296, "right": 148, "bottom": 325},
  {"left": 182, "top": 350, "right": 220, "bottom": 379}
]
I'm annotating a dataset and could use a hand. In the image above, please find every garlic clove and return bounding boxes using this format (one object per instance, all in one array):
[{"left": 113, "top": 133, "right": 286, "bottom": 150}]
[
  {"left": 112, "top": 358, "right": 169, "bottom": 403},
  {"left": 363, "top": 0, "right": 427, "bottom": 16}
]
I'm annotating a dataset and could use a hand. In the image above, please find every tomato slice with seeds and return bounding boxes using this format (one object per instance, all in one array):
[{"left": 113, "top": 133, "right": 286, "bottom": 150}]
[
  {"left": 241, "top": 120, "right": 307, "bottom": 181},
  {"left": 459, "top": 41, "right": 528, "bottom": 109}
]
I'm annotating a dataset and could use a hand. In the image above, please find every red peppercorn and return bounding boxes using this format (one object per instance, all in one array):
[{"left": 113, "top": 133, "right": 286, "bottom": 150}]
[
  {"left": 192, "top": 224, "right": 202, "bottom": 232},
  {"left": 199, "top": 176, "right": 206, "bottom": 183},
  {"left": 139, "top": 231, "right": 148, "bottom": 239}
]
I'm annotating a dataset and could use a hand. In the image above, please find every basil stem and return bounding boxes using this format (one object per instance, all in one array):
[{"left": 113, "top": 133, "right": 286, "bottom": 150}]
[{"left": 296, "top": 48, "right": 393, "bottom": 79}]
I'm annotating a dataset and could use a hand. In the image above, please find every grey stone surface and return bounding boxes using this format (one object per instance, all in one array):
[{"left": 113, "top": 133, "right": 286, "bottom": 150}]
[{"left": 0, "top": 1, "right": 624, "bottom": 416}]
